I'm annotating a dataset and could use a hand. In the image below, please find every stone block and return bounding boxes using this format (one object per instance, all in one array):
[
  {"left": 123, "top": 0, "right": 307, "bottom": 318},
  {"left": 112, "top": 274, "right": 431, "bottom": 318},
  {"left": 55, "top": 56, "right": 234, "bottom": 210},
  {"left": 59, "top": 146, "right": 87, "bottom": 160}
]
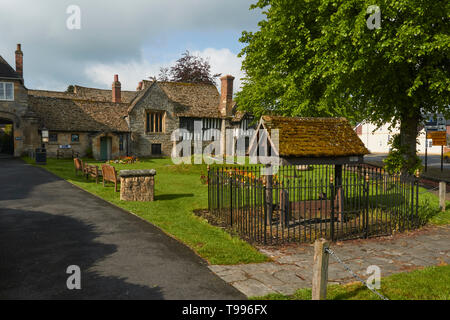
[{"left": 119, "top": 169, "right": 156, "bottom": 202}]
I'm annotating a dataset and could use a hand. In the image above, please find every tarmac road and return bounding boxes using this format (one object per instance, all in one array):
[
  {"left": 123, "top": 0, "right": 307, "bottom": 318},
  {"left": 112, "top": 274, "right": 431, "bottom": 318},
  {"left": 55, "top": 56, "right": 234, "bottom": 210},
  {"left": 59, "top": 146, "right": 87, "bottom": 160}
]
[{"left": 0, "top": 158, "right": 245, "bottom": 300}]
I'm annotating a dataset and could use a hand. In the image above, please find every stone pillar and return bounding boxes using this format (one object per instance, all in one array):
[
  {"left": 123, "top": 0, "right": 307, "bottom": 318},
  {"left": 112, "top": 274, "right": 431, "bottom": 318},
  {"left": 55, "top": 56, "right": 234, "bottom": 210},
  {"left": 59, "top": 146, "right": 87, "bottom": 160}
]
[{"left": 119, "top": 169, "right": 156, "bottom": 202}]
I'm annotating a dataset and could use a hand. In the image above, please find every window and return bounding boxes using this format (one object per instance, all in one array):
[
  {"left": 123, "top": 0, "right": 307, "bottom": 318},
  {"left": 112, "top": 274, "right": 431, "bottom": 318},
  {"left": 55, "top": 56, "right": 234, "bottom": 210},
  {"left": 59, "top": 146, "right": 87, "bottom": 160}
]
[
  {"left": 71, "top": 134, "right": 80, "bottom": 143},
  {"left": 146, "top": 111, "right": 165, "bottom": 133},
  {"left": 202, "top": 118, "right": 221, "bottom": 141},
  {"left": 119, "top": 134, "right": 124, "bottom": 152},
  {"left": 151, "top": 144, "right": 162, "bottom": 155},
  {"left": 179, "top": 117, "right": 222, "bottom": 141},
  {"left": 49, "top": 133, "right": 58, "bottom": 143},
  {"left": 0, "top": 82, "right": 14, "bottom": 101}
]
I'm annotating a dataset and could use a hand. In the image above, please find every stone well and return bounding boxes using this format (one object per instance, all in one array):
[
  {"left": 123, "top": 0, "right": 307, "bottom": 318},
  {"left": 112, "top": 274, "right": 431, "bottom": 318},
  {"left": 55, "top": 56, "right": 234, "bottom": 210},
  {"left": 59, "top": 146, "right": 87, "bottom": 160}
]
[{"left": 119, "top": 169, "right": 156, "bottom": 202}]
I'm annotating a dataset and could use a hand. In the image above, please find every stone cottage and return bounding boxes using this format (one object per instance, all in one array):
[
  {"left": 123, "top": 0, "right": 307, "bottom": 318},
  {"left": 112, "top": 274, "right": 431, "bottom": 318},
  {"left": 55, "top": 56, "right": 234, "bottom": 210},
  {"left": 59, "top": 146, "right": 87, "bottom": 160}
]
[
  {"left": 0, "top": 45, "right": 41, "bottom": 157},
  {"left": 0, "top": 44, "right": 253, "bottom": 160}
]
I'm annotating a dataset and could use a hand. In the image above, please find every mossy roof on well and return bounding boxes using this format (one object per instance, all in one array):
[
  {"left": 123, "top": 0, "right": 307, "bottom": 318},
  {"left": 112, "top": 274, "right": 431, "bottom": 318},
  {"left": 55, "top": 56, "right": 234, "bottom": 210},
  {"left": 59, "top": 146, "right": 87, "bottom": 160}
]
[{"left": 261, "top": 115, "right": 369, "bottom": 158}]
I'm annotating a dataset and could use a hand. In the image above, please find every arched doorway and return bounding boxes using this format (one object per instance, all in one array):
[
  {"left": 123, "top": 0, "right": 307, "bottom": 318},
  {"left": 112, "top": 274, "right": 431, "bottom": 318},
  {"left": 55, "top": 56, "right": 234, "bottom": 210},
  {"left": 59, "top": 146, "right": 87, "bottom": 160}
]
[{"left": 0, "top": 118, "right": 14, "bottom": 156}]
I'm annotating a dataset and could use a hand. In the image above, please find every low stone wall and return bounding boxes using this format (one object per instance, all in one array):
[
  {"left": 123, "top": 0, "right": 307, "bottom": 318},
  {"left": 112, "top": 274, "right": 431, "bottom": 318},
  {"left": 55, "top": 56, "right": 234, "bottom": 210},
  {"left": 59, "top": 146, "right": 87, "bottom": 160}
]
[{"left": 119, "top": 169, "right": 156, "bottom": 202}]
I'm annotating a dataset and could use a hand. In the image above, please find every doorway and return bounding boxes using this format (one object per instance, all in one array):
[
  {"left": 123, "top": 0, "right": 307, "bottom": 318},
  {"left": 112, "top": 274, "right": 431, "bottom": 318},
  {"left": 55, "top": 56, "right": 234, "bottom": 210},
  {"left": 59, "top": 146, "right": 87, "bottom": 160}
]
[
  {"left": 0, "top": 119, "right": 14, "bottom": 156},
  {"left": 100, "top": 136, "right": 112, "bottom": 161}
]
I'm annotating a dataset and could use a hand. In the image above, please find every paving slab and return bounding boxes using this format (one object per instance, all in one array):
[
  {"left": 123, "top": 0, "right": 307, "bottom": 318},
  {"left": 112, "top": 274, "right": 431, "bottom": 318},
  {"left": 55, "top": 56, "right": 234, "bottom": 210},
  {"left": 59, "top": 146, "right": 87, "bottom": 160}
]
[
  {"left": 210, "top": 225, "right": 450, "bottom": 297},
  {"left": 232, "top": 279, "right": 273, "bottom": 297}
]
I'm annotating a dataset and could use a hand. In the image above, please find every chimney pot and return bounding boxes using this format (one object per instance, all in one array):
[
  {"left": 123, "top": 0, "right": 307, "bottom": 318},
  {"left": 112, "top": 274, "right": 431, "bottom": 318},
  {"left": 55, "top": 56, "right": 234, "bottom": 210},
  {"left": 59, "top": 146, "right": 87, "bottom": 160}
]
[
  {"left": 220, "top": 75, "right": 235, "bottom": 117},
  {"left": 112, "top": 74, "right": 121, "bottom": 103},
  {"left": 15, "top": 43, "right": 23, "bottom": 79}
]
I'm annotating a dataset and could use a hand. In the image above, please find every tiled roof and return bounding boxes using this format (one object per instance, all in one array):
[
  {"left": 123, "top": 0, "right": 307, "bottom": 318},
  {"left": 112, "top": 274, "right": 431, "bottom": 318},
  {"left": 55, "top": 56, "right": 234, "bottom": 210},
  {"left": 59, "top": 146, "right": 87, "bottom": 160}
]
[
  {"left": 72, "top": 85, "right": 139, "bottom": 103},
  {"left": 262, "top": 115, "right": 369, "bottom": 158},
  {"left": 28, "top": 95, "right": 129, "bottom": 132},
  {"left": 28, "top": 79, "right": 230, "bottom": 132},
  {"left": 28, "top": 90, "right": 77, "bottom": 99},
  {"left": 130, "top": 81, "right": 224, "bottom": 118},
  {"left": 231, "top": 110, "right": 246, "bottom": 123},
  {"left": 158, "top": 82, "right": 222, "bottom": 118},
  {"left": 29, "top": 87, "right": 138, "bottom": 104},
  {"left": 0, "top": 55, "right": 21, "bottom": 80}
]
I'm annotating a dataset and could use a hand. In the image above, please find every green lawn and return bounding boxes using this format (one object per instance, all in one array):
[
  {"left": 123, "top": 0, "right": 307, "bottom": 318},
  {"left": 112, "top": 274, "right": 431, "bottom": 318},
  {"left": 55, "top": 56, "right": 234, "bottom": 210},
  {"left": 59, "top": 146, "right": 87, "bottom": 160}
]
[
  {"left": 252, "top": 265, "right": 450, "bottom": 300},
  {"left": 22, "top": 157, "right": 268, "bottom": 265},
  {"left": 21, "top": 157, "right": 449, "bottom": 265}
]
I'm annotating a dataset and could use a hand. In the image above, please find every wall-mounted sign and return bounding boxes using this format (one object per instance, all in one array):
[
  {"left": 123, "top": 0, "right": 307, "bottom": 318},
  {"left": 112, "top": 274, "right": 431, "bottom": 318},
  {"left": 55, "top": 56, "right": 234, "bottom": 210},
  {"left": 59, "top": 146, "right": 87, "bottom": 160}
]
[
  {"left": 15, "top": 137, "right": 23, "bottom": 141},
  {"left": 59, "top": 145, "right": 72, "bottom": 149}
]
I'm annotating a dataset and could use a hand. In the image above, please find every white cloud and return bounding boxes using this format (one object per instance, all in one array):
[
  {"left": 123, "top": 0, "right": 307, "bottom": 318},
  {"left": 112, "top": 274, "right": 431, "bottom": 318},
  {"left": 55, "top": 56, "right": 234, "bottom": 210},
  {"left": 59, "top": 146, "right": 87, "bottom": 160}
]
[
  {"left": 85, "top": 48, "right": 245, "bottom": 92},
  {"left": 0, "top": 0, "right": 260, "bottom": 90},
  {"left": 193, "top": 48, "right": 245, "bottom": 90},
  {"left": 86, "top": 59, "right": 169, "bottom": 91}
]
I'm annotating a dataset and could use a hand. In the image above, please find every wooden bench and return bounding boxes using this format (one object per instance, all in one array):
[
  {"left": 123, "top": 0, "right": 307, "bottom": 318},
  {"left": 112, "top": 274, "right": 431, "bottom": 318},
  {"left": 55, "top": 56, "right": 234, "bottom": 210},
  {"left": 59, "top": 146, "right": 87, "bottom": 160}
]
[
  {"left": 84, "top": 164, "right": 100, "bottom": 184},
  {"left": 102, "top": 164, "right": 119, "bottom": 192},
  {"left": 74, "top": 158, "right": 84, "bottom": 176},
  {"left": 57, "top": 146, "right": 80, "bottom": 159}
]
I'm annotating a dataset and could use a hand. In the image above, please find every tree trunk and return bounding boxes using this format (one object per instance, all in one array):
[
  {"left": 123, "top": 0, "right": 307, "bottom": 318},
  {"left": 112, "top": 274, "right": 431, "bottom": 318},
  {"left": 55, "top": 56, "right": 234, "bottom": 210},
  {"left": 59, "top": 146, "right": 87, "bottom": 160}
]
[{"left": 399, "top": 111, "right": 420, "bottom": 175}]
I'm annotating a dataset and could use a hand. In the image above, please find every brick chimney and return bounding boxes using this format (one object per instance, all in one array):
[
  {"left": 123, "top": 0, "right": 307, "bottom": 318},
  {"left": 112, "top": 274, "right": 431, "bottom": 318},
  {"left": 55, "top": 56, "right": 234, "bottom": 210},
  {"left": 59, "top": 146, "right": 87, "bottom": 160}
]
[
  {"left": 112, "top": 74, "right": 121, "bottom": 103},
  {"left": 15, "top": 44, "right": 23, "bottom": 78},
  {"left": 136, "top": 81, "right": 143, "bottom": 91},
  {"left": 220, "top": 75, "right": 235, "bottom": 117}
]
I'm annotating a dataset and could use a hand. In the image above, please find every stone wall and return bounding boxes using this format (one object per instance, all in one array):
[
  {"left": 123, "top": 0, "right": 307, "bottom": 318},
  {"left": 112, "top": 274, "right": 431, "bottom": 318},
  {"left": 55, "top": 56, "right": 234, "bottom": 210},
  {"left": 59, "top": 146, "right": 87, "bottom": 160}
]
[
  {"left": 45, "top": 132, "right": 90, "bottom": 158},
  {"left": 44, "top": 132, "right": 129, "bottom": 160},
  {"left": 129, "top": 84, "right": 179, "bottom": 157},
  {"left": 91, "top": 132, "right": 124, "bottom": 160},
  {"left": 0, "top": 80, "right": 41, "bottom": 156},
  {"left": 119, "top": 170, "right": 156, "bottom": 202}
]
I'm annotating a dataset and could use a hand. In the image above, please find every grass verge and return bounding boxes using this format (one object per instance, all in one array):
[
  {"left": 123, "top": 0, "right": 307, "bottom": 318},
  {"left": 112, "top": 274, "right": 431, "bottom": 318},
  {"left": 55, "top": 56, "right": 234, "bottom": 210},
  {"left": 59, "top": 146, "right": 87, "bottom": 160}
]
[{"left": 252, "top": 265, "right": 450, "bottom": 300}]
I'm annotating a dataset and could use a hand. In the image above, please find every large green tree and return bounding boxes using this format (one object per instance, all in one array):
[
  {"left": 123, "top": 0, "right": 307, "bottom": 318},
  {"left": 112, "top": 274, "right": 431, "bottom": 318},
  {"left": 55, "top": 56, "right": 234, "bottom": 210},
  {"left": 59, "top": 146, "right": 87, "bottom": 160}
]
[{"left": 237, "top": 0, "right": 449, "bottom": 173}]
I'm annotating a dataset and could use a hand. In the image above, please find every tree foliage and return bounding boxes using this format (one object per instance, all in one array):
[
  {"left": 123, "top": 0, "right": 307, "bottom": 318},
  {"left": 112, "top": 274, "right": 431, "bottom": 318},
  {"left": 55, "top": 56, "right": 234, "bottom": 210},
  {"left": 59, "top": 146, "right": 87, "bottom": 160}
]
[
  {"left": 237, "top": 0, "right": 449, "bottom": 172},
  {"left": 66, "top": 85, "right": 75, "bottom": 93},
  {"left": 158, "top": 51, "right": 221, "bottom": 85}
]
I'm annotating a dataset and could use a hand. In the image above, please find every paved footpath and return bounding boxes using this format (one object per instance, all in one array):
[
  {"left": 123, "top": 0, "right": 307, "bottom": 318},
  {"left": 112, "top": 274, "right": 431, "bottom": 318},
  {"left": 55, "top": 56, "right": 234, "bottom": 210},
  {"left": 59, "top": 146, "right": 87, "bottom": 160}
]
[
  {"left": 209, "top": 226, "right": 450, "bottom": 297},
  {"left": 0, "top": 158, "right": 245, "bottom": 300}
]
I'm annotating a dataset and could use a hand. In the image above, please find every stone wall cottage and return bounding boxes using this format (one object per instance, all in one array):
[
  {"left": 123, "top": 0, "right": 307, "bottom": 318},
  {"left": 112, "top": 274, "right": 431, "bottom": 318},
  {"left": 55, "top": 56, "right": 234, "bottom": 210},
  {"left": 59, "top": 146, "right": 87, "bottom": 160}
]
[
  {"left": 0, "top": 45, "right": 41, "bottom": 157},
  {"left": 0, "top": 44, "right": 252, "bottom": 160},
  {"left": 27, "top": 94, "right": 132, "bottom": 160}
]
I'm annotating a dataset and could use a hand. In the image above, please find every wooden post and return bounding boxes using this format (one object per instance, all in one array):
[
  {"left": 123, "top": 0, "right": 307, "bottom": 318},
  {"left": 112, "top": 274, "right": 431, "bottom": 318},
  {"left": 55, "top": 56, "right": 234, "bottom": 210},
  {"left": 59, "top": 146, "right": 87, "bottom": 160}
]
[
  {"left": 334, "top": 165, "right": 343, "bottom": 221},
  {"left": 440, "top": 182, "right": 447, "bottom": 212},
  {"left": 312, "top": 239, "right": 329, "bottom": 300},
  {"left": 280, "top": 189, "right": 289, "bottom": 227}
]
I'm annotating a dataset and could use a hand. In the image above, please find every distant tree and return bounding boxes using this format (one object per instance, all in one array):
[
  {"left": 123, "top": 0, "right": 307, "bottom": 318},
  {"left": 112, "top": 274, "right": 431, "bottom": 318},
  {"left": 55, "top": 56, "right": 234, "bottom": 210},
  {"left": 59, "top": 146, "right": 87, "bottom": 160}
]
[
  {"left": 237, "top": 0, "right": 449, "bottom": 174},
  {"left": 158, "top": 51, "right": 221, "bottom": 85},
  {"left": 66, "top": 85, "right": 75, "bottom": 93},
  {"left": 157, "top": 67, "right": 170, "bottom": 82}
]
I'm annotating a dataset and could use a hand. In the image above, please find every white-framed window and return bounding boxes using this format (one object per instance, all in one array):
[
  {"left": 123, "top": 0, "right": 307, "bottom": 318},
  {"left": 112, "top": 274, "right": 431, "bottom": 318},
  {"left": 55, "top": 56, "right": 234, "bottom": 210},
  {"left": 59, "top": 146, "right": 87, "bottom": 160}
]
[{"left": 0, "top": 82, "right": 14, "bottom": 101}]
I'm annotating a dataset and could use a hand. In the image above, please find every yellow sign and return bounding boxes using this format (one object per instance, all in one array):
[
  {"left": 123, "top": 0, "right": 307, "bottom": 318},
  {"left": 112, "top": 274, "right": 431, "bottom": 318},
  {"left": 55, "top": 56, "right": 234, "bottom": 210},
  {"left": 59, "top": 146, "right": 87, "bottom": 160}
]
[{"left": 427, "top": 131, "right": 447, "bottom": 146}]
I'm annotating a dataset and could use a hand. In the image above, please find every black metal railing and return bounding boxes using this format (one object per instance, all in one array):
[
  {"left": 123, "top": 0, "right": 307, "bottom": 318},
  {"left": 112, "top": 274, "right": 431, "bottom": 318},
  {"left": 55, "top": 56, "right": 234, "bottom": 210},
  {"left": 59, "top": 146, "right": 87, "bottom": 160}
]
[{"left": 208, "top": 164, "right": 420, "bottom": 245}]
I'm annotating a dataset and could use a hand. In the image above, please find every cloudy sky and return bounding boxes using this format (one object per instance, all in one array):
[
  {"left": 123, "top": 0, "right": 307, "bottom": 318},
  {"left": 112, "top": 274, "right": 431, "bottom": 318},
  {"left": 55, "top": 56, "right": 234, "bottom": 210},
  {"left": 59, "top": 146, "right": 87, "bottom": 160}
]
[{"left": 0, "top": 0, "right": 263, "bottom": 91}]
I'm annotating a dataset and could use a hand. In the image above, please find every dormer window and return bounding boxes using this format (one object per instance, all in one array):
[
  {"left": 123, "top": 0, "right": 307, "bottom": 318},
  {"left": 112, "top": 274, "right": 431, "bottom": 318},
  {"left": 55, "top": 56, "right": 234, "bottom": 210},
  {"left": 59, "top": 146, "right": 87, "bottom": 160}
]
[{"left": 0, "top": 82, "right": 14, "bottom": 101}]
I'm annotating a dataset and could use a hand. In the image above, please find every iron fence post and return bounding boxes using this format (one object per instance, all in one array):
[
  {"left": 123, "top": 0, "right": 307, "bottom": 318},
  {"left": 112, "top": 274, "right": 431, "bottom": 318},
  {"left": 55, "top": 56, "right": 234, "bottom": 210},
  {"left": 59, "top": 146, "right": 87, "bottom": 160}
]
[
  {"left": 207, "top": 165, "right": 210, "bottom": 211},
  {"left": 229, "top": 175, "right": 233, "bottom": 227},
  {"left": 365, "top": 173, "right": 370, "bottom": 239},
  {"left": 263, "top": 185, "right": 267, "bottom": 245},
  {"left": 330, "top": 180, "right": 335, "bottom": 241}
]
